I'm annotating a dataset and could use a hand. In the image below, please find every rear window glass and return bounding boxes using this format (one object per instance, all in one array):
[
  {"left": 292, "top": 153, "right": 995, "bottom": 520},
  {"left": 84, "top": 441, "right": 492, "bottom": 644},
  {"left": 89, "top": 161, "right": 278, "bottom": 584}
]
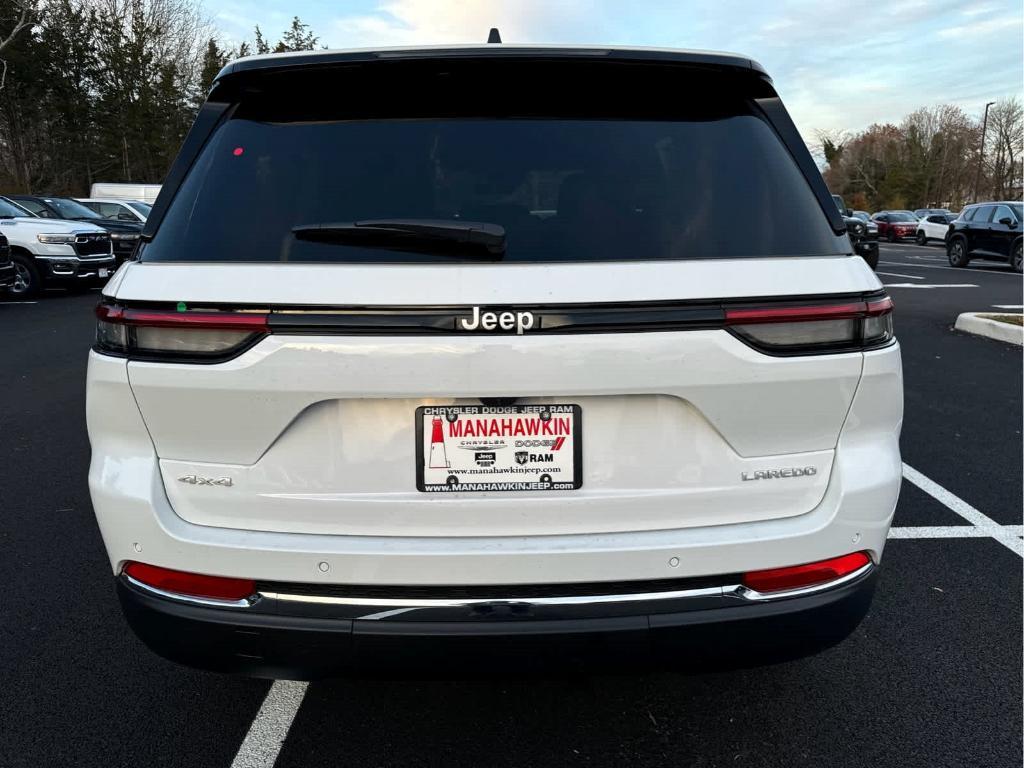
[{"left": 144, "top": 109, "right": 845, "bottom": 264}]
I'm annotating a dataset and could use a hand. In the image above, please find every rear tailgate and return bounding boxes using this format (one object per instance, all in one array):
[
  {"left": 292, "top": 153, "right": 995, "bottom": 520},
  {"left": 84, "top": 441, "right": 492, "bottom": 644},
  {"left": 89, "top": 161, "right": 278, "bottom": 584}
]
[{"left": 117, "top": 257, "right": 877, "bottom": 537}]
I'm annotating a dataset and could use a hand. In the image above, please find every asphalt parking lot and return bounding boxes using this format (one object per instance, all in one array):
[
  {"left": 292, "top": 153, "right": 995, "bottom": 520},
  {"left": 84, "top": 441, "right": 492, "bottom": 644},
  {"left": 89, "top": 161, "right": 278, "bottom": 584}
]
[{"left": 2, "top": 242, "right": 1021, "bottom": 768}]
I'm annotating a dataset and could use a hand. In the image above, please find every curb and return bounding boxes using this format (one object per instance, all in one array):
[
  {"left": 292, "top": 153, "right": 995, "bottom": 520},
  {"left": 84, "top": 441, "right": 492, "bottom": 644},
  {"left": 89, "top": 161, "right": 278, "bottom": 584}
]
[{"left": 954, "top": 312, "right": 1024, "bottom": 346}]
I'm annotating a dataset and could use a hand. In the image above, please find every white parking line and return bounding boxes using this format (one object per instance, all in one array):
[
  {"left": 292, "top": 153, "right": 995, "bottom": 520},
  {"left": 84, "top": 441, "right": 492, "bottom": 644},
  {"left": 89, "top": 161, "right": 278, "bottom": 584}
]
[
  {"left": 876, "top": 272, "right": 925, "bottom": 280},
  {"left": 882, "top": 283, "right": 978, "bottom": 289},
  {"left": 879, "top": 260, "right": 1017, "bottom": 276},
  {"left": 993, "top": 304, "right": 1024, "bottom": 309},
  {"left": 888, "top": 526, "right": 1024, "bottom": 539},
  {"left": 231, "top": 680, "right": 309, "bottom": 768},
  {"left": 900, "top": 463, "right": 1023, "bottom": 556}
]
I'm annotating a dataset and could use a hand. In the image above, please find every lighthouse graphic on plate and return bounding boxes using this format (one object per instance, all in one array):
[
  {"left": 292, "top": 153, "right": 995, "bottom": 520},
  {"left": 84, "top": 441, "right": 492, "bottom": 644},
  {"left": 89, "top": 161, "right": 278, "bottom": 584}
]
[{"left": 428, "top": 416, "right": 450, "bottom": 468}]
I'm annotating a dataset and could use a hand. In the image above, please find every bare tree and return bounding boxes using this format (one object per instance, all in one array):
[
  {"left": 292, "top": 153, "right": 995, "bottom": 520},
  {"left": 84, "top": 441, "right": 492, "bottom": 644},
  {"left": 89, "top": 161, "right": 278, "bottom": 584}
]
[
  {"left": 985, "top": 97, "right": 1023, "bottom": 200},
  {"left": 0, "top": 0, "right": 35, "bottom": 89}
]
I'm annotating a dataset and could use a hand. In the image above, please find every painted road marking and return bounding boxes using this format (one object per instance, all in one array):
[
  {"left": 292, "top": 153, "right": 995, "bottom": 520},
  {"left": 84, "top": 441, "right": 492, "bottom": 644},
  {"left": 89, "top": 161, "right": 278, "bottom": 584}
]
[
  {"left": 231, "top": 681, "right": 309, "bottom": 768},
  {"left": 900, "top": 463, "right": 1023, "bottom": 556},
  {"left": 992, "top": 304, "right": 1024, "bottom": 309},
  {"left": 889, "top": 526, "right": 1023, "bottom": 539},
  {"left": 877, "top": 272, "right": 926, "bottom": 279},
  {"left": 883, "top": 283, "right": 978, "bottom": 289},
  {"left": 879, "top": 260, "right": 1017, "bottom": 276}
]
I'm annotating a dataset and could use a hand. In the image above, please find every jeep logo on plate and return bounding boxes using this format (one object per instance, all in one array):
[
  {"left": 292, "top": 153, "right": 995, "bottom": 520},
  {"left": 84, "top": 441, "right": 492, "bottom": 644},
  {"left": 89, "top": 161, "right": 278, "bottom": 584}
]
[{"left": 459, "top": 306, "right": 535, "bottom": 335}]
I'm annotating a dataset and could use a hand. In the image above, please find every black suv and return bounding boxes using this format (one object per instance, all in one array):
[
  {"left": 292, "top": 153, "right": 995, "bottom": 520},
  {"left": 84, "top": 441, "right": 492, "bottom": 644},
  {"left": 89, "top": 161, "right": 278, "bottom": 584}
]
[
  {"left": 946, "top": 201, "right": 1023, "bottom": 272},
  {"left": 7, "top": 195, "right": 142, "bottom": 264},
  {"left": 0, "top": 230, "right": 13, "bottom": 291},
  {"left": 832, "top": 195, "right": 879, "bottom": 269}
]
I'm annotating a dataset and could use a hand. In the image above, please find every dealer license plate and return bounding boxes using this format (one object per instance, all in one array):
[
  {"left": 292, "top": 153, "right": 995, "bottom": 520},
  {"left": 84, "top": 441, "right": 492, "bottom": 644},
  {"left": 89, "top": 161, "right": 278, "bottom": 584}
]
[
  {"left": 416, "top": 404, "right": 582, "bottom": 493},
  {"left": 99, "top": 268, "right": 109, "bottom": 278}
]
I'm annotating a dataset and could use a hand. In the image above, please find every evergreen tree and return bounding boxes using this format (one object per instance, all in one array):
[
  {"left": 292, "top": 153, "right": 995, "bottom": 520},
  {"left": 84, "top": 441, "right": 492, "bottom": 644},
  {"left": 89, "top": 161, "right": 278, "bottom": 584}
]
[
  {"left": 274, "top": 16, "right": 318, "bottom": 52},
  {"left": 198, "top": 37, "right": 229, "bottom": 95},
  {"left": 253, "top": 25, "right": 270, "bottom": 55}
]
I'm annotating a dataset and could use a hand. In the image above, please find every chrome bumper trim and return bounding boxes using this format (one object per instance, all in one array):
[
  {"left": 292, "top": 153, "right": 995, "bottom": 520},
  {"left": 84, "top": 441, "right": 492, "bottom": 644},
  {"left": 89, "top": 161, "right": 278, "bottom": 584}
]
[
  {"left": 122, "top": 563, "right": 875, "bottom": 620},
  {"left": 123, "top": 574, "right": 260, "bottom": 609}
]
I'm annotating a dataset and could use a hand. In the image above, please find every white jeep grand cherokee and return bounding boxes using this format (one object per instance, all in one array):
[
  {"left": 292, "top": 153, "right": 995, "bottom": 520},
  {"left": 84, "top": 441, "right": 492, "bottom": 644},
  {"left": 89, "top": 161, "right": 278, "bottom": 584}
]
[{"left": 86, "top": 45, "right": 903, "bottom": 678}]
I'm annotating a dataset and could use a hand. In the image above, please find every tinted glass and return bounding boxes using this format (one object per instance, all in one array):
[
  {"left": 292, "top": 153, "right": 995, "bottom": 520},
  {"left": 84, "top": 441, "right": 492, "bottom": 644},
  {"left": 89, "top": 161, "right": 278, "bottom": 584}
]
[
  {"left": 96, "top": 203, "right": 123, "bottom": 219},
  {"left": 14, "top": 199, "right": 48, "bottom": 216},
  {"left": 993, "top": 205, "right": 1018, "bottom": 223},
  {"left": 127, "top": 201, "right": 152, "bottom": 215},
  {"left": 145, "top": 111, "right": 844, "bottom": 264},
  {"left": 44, "top": 198, "right": 101, "bottom": 219},
  {"left": 888, "top": 213, "right": 916, "bottom": 222},
  {"left": 0, "top": 198, "right": 34, "bottom": 217},
  {"left": 972, "top": 205, "right": 995, "bottom": 223}
]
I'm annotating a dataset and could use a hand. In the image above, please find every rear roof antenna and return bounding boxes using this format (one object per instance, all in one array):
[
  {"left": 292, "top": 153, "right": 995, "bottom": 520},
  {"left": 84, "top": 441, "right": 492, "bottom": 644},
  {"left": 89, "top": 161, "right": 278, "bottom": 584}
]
[{"left": 487, "top": 27, "right": 502, "bottom": 44}]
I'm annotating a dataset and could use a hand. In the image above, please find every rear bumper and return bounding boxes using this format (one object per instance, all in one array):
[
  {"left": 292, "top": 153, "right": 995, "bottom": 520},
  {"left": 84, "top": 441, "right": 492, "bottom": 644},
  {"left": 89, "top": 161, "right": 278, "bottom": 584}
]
[{"left": 117, "top": 566, "right": 878, "bottom": 678}]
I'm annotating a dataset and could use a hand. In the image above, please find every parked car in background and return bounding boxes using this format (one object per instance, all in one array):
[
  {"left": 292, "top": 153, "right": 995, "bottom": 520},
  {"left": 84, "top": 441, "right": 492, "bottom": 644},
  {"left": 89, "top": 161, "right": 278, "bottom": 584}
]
[
  {"left": 0, "top": 196, "right": 113, "bottom": 297},
  {"left": 77, "top": 198, "right": 151, "bottom": 223},
  {"left": 852, "top": 210, "right": 872, "bottom": 222},
  {"left": 89, "top": 182, "right": 161, "bottom": 203},
  {"left": 871, "top": 211, "right": 918, "bottom": 242},
  {"left": 946, "top": 201, "right": 1023, "bottom": 272},
  {"left": 913, "top": 208, "right": 953, "bottom": 219},
  {"left": 832, "top": 194, "right": 879, "bottom": 269},
  {"left": 0, "top": 231, "right": 14, "bottom": 292},
  {"left": 915, "top": 213, "right": 956, "bottom": 245},
  {"left": 8, "top": 195, "right": 142, "bottom": 264}
]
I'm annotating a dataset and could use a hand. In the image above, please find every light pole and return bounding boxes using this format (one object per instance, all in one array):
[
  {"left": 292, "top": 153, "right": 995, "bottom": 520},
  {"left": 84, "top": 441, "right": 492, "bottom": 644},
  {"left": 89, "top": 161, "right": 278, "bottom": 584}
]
[{"left": 973, "top": 101, "right": 995, "bottom": 202}]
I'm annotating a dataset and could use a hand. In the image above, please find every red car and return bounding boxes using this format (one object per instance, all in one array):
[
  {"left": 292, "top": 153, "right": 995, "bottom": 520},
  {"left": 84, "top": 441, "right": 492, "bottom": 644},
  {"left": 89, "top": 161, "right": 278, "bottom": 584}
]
[{"left": 871, "top": 211, "right": 918, "bottom": 242}]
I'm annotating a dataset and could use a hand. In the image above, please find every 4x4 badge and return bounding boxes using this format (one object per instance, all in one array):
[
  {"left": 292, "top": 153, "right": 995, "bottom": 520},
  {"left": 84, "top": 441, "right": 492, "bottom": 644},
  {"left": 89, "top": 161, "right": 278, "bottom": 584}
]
[{"left": 178, "top": 475, "right": 233, "bottom": 487}]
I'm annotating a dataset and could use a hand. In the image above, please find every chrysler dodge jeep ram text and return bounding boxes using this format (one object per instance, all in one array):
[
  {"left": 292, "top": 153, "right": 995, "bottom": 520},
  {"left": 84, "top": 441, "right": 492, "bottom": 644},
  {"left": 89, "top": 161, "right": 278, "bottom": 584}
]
[{"left": 86, "top": 45, "right": 903, "bottom": 678}]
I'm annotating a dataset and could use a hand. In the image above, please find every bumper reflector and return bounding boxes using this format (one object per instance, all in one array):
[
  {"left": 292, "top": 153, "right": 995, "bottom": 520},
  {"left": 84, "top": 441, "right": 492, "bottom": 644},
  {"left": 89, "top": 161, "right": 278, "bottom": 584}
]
[
  {"left": 123, "top": 562, "right": 256, "bottom": 601},
  {"left": 741, "top": 552, "right": 871, "bottom": 594}
]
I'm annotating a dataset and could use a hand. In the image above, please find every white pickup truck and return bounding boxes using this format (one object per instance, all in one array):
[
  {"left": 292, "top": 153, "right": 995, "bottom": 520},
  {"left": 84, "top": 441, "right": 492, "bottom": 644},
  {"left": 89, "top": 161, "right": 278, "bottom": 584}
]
[{"left": 0, "top": 196, "right": 114, "bottom": 297}]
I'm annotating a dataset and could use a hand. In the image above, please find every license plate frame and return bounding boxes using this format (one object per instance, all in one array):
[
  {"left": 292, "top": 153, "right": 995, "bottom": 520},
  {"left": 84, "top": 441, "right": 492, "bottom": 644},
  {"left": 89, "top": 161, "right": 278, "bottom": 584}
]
[{"left": 415, "top": 404, "right": 582, "bottom": 493}]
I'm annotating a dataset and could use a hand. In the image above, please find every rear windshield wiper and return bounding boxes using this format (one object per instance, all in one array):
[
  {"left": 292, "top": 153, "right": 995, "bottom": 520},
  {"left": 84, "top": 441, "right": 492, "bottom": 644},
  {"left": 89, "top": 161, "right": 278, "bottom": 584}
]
[{"left": 291, "top": 219, "right": 506, "bottom": 259}]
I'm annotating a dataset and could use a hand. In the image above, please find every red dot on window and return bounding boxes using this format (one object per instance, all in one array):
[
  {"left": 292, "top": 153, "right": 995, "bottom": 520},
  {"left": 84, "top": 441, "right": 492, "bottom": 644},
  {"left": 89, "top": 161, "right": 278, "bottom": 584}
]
[{"left": 232, "top": 147, "right": 244, "bottom": 156}]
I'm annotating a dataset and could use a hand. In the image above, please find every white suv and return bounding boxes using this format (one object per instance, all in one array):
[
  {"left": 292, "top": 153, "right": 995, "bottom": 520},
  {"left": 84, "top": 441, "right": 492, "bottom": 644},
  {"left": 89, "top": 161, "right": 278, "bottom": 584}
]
[{"left": 87, "top": 45, "right": 903, "bottom": 677}]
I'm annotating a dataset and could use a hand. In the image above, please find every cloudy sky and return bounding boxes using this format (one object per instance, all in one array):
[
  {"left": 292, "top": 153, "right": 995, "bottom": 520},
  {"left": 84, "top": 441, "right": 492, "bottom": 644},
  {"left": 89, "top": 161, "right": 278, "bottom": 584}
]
[{"left": 205, "top": 0, "right": 1023, "bottom": 140}]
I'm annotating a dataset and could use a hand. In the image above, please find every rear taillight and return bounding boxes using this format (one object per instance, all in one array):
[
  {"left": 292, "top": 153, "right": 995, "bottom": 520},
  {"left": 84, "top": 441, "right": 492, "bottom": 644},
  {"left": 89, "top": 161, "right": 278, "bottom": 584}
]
[
  {"left": 123, "top": 562, "right": 256, "bottom": 601},
  {"left": 725, "top": 295, "right": 893, "bottom": 355},
  {"left": 95, "top": 304, "right": 268, "bottom": 362},
  {"left": 741, "top": 552, "right": 871, "bottom": 594}
]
